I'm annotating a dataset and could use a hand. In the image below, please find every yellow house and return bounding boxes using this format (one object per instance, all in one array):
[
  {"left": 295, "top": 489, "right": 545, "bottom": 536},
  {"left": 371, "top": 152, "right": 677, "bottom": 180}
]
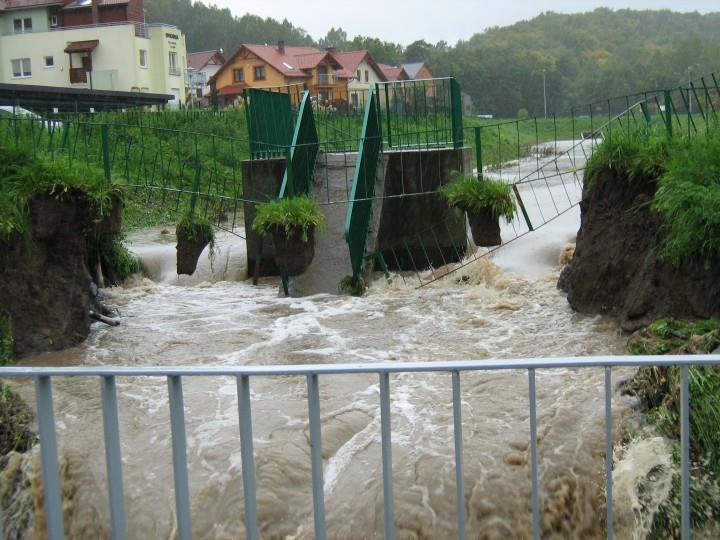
[{"left": 210, "top": 41, "right": 352, "bottom": 107}]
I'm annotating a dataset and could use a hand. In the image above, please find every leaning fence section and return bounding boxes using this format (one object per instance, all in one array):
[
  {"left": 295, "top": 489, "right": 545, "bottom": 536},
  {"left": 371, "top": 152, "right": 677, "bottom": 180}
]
[{"left": 0, "top": 355, "right": 712, "bottom": 540}]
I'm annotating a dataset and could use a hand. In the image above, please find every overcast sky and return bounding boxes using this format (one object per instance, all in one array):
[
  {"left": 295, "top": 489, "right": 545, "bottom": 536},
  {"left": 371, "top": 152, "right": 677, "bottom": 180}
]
[{"left": 208, "top": 0, "right": 718, "bottom": 45}]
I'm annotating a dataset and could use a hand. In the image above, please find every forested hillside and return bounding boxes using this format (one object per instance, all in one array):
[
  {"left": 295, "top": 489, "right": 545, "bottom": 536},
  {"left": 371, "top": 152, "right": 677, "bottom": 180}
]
[{"left": 146, "top": 1, "right": 720, "bottom": 117}]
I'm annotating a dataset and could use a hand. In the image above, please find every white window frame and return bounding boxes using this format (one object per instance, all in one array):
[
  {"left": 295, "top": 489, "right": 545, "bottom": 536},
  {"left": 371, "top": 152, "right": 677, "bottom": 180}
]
[
  {"left": 139, "top": 49, "right": 148, "bottom": 69},
  {"left": 11, "top": 58, "right": 32, "bottom": 78},
  {"left": 365, "top": 70, "right": 369, "bottom": 83},
  {"left": 168, "top": 52, "right": 180, "bottom": 76},
  {"left": 49, "top": 15, "right": 58, "bottom": 27},
  {"left": 44, "top": 56, "right": 55, "bottom": 69},
  {"left": 13, "top": 17, "right": 33, "bottom": 33}
]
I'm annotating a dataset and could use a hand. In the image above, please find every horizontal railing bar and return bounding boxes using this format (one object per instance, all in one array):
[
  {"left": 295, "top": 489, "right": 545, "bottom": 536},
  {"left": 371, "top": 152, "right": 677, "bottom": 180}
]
[{"left": 1, "top": 356, "right": 718, "bottom": 378}]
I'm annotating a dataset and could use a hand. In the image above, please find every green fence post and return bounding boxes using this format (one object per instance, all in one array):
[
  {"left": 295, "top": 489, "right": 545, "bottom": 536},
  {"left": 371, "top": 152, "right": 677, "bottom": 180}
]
[
  {"left": 101, "top": 123, "right": 112, "bottom": 183},
  {"left": 383, "top": 83, "right": 392, "bottom": 149},
  {"left": 450, "top": 79, "right": 463, "bottom": 149},
  {"left": 664, "top": 91, "right": 673, "bottom": 138},
  {"left": 474, "top": 126, "right": 482, "bottom": 177}
]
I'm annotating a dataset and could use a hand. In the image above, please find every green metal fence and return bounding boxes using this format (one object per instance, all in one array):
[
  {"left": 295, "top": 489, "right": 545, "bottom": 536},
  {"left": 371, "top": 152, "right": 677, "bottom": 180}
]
[
  {"left": 244, "top": 88, "right": 295, "bottom": 159},
  {"left": 344, "top": 89, "right": 383, "bottom": 277},
  {"left": 278, "top": 91, "right": 320, "bottom": 198}
]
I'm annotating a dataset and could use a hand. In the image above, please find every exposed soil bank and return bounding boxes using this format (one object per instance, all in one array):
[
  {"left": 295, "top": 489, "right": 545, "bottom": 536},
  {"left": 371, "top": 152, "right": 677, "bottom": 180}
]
[
  {"left": 558, "top": 168, "right": 720, "bottom": 331},
  {"left": 0, "top": 190, "right": 121, "bottom": 358}
]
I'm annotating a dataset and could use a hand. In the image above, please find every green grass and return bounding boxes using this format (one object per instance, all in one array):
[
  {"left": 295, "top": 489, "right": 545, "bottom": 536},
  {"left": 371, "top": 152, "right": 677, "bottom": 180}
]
[
  {"left": 0, "top": 143, "right": 121, "bottom": 239},
  {"left": 653, "top": 128, "right": 720, "bottom": 265},
  {"left": 585, "top": 122, "right": 720, "bottom": 266},
  {"left": 442, "top": 173, "right": 517, "bottom": 220},
  {"left": 98, "top": 236, "right": 141, "bottom": 284},
  {"left": 252, "top": 196, "right": 325, "bottom": 241},
  {"left": 0, "top": 382, "right": 37, "bottom": 455},
  {"left": 627, "top": 319, "right": 720, "bottom": 536},
  {"left": 0, "top": 314, "right": 12, "bottom": 366}
]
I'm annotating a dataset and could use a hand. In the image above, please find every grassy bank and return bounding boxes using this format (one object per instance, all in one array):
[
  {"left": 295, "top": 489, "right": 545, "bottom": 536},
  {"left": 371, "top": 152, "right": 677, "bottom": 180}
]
[
  {"left": 625, "top": 319, "right": 720, "bottom": 537},
  {"left": 584, "top": 123, "right": 720, "bottom": 265}
]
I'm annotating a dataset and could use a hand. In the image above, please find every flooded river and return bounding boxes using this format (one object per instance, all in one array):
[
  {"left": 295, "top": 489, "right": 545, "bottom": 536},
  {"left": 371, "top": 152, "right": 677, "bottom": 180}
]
[{"left": 1, "top": 144, "right": 670, "bottom": 539}]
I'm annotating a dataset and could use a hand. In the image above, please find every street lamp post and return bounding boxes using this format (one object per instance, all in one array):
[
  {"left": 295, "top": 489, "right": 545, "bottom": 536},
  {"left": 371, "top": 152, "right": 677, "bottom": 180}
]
[{"left": 543, "top": 69, "right": 547, "bottom": 119}]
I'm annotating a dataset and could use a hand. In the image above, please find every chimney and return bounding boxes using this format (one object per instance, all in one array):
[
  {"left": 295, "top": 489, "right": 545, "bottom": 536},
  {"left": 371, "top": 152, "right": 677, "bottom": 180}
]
[
  {"left": 91, "top": 0, "right": 99, "bottom": 24},
  {"left": 277, "top": 40, "right": 285, "bottom": 54}
]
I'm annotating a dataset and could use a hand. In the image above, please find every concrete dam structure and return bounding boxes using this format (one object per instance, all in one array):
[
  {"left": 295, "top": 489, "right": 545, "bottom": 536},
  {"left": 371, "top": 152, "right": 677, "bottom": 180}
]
[{"left": 242, "top": 147, "right": 473, "bottom": 295}]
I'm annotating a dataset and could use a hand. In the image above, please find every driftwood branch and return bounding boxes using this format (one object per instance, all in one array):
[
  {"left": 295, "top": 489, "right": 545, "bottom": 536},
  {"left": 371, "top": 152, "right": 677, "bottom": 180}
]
[{"left": 90, "top": 310, "right": 120, "bottom": 327}]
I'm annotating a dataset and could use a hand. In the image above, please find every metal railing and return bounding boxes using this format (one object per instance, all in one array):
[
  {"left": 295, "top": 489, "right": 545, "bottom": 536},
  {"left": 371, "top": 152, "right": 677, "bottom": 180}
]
[{"left": 0, "top": 354, "right": 712, "bottom": 540}]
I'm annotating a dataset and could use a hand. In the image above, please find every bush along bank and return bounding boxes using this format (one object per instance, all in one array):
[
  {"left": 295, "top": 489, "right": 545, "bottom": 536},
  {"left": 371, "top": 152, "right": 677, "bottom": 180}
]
[
  {"left": 558, "top": 125, "right": 720, "bottom": 331},
  {"left": 623, "top": 319, "right": 720, "bottom": 537},
  {"left": 0, "top": 144, "right": 138, "bottom": 358}
]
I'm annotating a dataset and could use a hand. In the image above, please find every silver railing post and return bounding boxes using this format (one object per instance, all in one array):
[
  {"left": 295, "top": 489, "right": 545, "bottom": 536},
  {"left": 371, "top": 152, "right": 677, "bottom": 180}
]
[
  {"left": 34, "top": 375, "right": 65, "bottom": 540},
  {"left": 452, "top": 371, "right": 466, "bottom": 540},
  {"left": 680, "top": 365, "right": 691, "bottom": 539},
  {"left": 307, "top": 374, "right": 327, "bottom": 540},
  {"left": 379, "top": 372, "right": 395, "bottom": 540},
  {"left": 528, "top": 368, "right": 540, "bottom": 540},
  {"left": 167, "top": 375, "right": 192, "bottom": 540},
  {"left": 237, "top": 375, "right": 259, "bottom": 540},
  {"left": 101, "top": 375, "right": 128, "bottom": 540},
  {"left": 605, "top": 367, "right": 614, "bottom": 540}
]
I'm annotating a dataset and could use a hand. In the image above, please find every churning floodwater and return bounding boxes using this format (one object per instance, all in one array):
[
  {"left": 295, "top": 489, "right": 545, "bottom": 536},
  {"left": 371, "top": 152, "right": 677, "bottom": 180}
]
[{"left": 1, "top": 145, "right": 672, "bottom": 539}]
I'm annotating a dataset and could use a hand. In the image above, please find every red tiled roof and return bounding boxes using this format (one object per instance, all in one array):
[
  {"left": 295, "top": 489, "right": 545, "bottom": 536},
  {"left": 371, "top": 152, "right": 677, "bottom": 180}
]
[
  {"left": 333, "top": 51, "right": 387, "bottom": 82},
  {"left": 1, "top": 0, "right": 61, "bottom": 9},
  {"left": 187, "top": 50, "right": 226, "bottom": 71},
  {"left": 378, "top": 64, "right": 409, "bottom": 81},
  {"left": 218, "top": 82, "right": 248, "bottom": 96}
]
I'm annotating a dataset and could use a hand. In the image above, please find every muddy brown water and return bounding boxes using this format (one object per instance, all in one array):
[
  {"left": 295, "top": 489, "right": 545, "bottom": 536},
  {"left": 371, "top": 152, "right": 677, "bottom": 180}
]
[{"left": 1, "top": 147, "right": 673, "bottom": 538}]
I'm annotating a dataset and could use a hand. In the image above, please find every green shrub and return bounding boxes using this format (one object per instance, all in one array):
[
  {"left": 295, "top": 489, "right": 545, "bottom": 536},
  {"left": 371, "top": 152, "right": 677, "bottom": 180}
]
[
  {"left": 0, "top": 315, "right": 12, "bottom": 366},
  {"left": 252, "top": 196, "right": 325, "bottom": 242},
  {"left": 442, "top": 173, "right": 517, "bottom": 221},
  {"left": 99, "top": 237, "right": 141, "bottom": 283},
  {"left": 339, "top": 274, "right": 366, "bottom": 296},
  {"left": 653, "top": 129, "right": 720, "bottom": 265}
]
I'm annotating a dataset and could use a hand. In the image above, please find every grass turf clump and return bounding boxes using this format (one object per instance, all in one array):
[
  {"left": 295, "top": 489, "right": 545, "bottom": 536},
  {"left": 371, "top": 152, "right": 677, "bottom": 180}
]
[
  {"left": 0, "top": 383, "right": 37, "bottom": 455},
  {"left": 252, "top": 196, "right": 325, "bottom": 242},
  {"left": 339, "top": 274, "right": 366, "bottom": 296},
  {"left": 583, "top": 126, "right": 670, "bottom": 184},
  {"left": 442, "top": 173, "right": 517, "bottom": 221},
  {"left": 175, "top": 214, "right": 216, "bottom": 275}
]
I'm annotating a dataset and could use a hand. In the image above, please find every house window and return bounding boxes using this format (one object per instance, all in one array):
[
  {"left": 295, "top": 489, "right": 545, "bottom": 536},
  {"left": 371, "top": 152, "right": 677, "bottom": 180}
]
[
  {"left": 254, "top": 65, "right": 265, "bottom": 81},
  {"left": 11, "top": 58, "right": 31, "bottom": 78},
  {"left": 44, "top": 56, "right": 55, "bottom": 68},
  {"left": 233, "top": 68, "right": 244, "bottom": 83},
  {"left": 13, "top": 18, "right": 32, "bottom": 33},
  {"left": 356, "top": 69, "right": 361, "bottom": 81},
  {"left": 139, "top": 49, "right": 148, "bottom": 68},
  {"left": 168, "top": 52, "right": 180, "bottom": 76},
  {"left": 365, "top": 70, "right": 369, "bottom": 83},
  {"left": 49, "top": 15, "right": 58, "bottom": 27}
]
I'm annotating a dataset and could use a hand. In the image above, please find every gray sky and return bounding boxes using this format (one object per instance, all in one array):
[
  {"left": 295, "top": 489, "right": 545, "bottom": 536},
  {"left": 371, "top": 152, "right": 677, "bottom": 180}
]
[{"left": 208, "top": 1, "right": 718, "bottom": 45}]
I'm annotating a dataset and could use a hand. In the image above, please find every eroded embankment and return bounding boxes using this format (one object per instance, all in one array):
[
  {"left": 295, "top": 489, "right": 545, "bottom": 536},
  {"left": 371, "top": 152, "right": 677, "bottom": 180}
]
[{"left": 558, "top": 147, "right": 720, "bottom": 332}]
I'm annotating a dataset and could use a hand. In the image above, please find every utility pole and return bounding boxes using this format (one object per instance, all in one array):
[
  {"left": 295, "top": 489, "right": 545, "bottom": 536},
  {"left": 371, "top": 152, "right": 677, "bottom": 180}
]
[{"left": 543, "top": 69, "right": 547, "bottom": 119}]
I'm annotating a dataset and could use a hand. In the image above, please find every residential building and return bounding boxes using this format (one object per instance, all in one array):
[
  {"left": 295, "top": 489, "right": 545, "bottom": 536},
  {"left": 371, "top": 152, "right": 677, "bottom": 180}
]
[
  {"left": 0, "top": 0, "right": 188, "bottom": 105},
  {"left": 327, "top": 49, "right": 387, "bottom": 110},
  {"left": 186, "top": 48, "right": 225, "bottom": 103},
  {"left": 378, "top": 63, "right": 410, "bottom": 82},
  {"left": 210, "top": 41, "right": 353, "bottom": 107},
  {"left": 402, "top": 61, "right": 433, "bottom": 80}
]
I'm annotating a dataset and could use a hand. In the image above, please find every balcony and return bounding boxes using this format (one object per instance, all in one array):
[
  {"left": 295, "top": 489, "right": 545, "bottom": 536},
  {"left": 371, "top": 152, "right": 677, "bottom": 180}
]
[{"left": 317, "top": 73, "right": 335, "bottom": 85}]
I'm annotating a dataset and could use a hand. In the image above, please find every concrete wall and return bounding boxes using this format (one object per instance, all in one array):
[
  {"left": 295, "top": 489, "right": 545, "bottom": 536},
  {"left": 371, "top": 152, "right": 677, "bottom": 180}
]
[
  {"left": 374, "top": 147, "right": 472, "bottom": 271},
  {"left": 243, "top": 146, "right": 472, "bottom": 293},
  {"left": 241, "top": 157, "right": 287, "bottom": 277}
]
